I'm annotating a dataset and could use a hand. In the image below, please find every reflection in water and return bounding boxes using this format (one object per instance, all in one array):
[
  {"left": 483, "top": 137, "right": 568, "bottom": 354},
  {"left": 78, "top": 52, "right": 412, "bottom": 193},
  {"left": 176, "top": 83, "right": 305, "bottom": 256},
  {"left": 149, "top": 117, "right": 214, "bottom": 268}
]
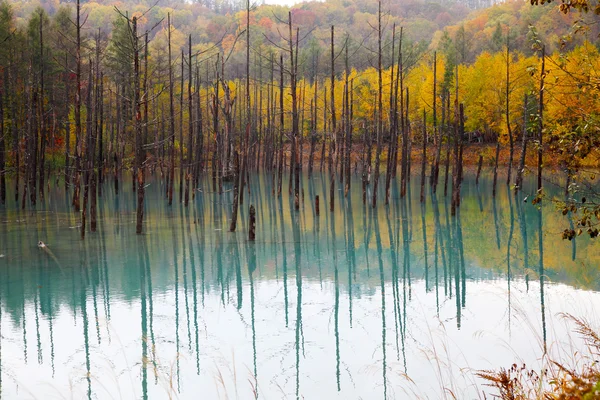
[
  {"left": 0, "top": 171, "right": 597, "bottom": 398},
  {"left": 81, "top": 243, "right": 92, "bottom": 400},
  {"left": 507, "top": 189, "right": 515, "bottom": 331},
  {"left": 247, "top": 228, "right": 258, "bottom": 398},
  {"left": 140, "top": 236, "right": 149, "bottom": 400},
  {"left": 293, "top": 208, "right": 303, "bottom": 400},
  {"left": 173, "top": 220, "right": 181, "bottom": 393},
  {"left": 539, "top": 207, "right": 547, "bottom": 352},
  {"left": 330, "top": 199, "right": 341, "bottom": 392},
  {"left": 516, "top": 191, "right": 530, "bottom": 291},
  {"left": 373, "top": 208, "right": 388, "bottom": 400}
]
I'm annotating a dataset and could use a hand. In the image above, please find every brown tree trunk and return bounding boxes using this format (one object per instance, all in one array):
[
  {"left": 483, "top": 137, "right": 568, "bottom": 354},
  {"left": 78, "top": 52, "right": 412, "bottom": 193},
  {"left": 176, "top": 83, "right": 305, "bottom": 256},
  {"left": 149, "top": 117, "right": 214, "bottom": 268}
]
[
  {"left": 277, "top": 54, "right": 284, "bottom": 197},
  {"left": 72, "top": 0, "right": 82, "bottom": 212},
  {"left": 230, "top": 152, "right": 240, "bottom": 232},
  {"left": 185, "top": 35, "right": 193, "bottom": 207},
  {"left": 515, "top": 94, "right": 528, "bottom": 192},
  {"left": 371, "top": 1, "right": 383, "bottom": 209},
  {"left": 0, "top": 90, "right": 5, "bottom": 205},
  {"left": 330, "top": 26, "right": 336, "bottom": 212},
  {"left": 168, "top": 13, "right": 175, "bottom": 206},
  {"left": 430, "top": 52, "right": 439, "bottom": 192},
  {"left": 506, "top": 33, "right": 514, "bottom": 186},
  {"left": 38, "top": 16, "right": 46, "bottom": 201},
  {"left": 81, "top": 62, "right": 93, "bottom": 239},
  {"left": 492, "top": 134, "right": 500, "bottom": 197},
  {"left": 420, "top": 109, "right": 427, "bottom": 203},
  {"left": 537, "top": 45, "right": 545, "bottom": 192},
  {"left": 476, "top": 155, "right": 483, "bottom": 186}
]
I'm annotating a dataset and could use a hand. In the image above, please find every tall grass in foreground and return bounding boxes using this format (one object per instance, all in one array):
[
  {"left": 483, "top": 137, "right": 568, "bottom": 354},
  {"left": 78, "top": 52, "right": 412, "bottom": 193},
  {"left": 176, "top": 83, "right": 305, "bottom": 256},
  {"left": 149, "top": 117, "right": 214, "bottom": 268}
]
[{"left": 477, "top": 313, "right": 600, "bottom": 399}]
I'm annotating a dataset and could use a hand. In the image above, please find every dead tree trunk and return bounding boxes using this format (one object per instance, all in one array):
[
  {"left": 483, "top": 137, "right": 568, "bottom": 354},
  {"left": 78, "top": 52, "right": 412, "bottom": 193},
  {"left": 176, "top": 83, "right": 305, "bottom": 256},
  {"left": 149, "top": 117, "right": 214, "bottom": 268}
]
[
  {"left": 240, "top": 0, "right": 252, "bottom": 206},
  {"left": 90, "top": 32, "right": 101, "bottom": 233},
  {"left": 344, "top": 48, "right": 351, "bottom": 197},
  {"left": 330, "top": 26, "right": 336, "bottom": 212},
  {"left": 420, "top": 109, "right": 426, "bottom": 203},
  {"left": 0, "top": 90, "right": 5, "bottom": 204},
  {"left": 72, "top": 0, "right": 82, "bottom": 212},
  {"left": 81, "top": 62, "right": 93, "bottom": 239},
  {"left": 185, "top": 35, "right": 193, "bottom": 207},
  {"left": 385, "top": 24, "right": 396, "bottom": 204},
  {"left": 179, "top": 51, "right": 184, "bottom": 202},
  {"left": 476, "top": 155, "right": 483, "bottom": 185},
  {"left": 134, "top": 23, "right": 147, "bottom": 234},
  {"left": 98, "top": 72, "right": 104, "bottom": 198},
  {"left": 506, "top": 33, "right": 514, "bottom": 186},
  {"left": 38, "top": 15, "right": 46, "bottom": 201},
  {"left": 492, "top": 133, "right": 500, "bottom": 197},
  {"left": 229, "top": 152, "right": 240, "bottom": 232},
  {"left": 401, "top": 87, "right": 409, "bottom": 197},
  {"left": 537, "top": 45, "right": 545, "bottom": 193},
  {"left": 277, "top": 54, "right": 284, "bottom": 197},
  {"left": 515, "top": 94, "right": 528, "bottom": 192},
  {"left": 371, "top": 0, "right": 383, "bottom": 209},
  {"left": 430, "top": 52, "right": 440, "bottom": 192},
  {"left": 167, "top": 13, "right": 175, "bottom": 206},
  {"left": 288, "top": 16, "right": 300, "bottom": 211},
  {"left": 443, "top": 94, "right": 451, "bottom": 197}
]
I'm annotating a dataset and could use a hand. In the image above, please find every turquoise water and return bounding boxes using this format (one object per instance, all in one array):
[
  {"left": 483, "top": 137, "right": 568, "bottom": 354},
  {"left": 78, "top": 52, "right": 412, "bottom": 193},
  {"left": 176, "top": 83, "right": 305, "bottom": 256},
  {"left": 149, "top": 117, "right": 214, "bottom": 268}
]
[{"left": 0, "top": 171, "right": 598, "bottom": 399}]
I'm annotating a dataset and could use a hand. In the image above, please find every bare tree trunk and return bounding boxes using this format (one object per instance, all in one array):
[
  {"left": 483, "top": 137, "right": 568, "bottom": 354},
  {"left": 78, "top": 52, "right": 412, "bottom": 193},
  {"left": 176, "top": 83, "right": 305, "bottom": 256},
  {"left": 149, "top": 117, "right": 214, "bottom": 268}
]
[
  {"left": 98, "top": 72, "right": 104, "bottom": 198},
  {"left": 442, "top": 94, "right": 450, "bottom": 197},
  {"left": 289, "top": 16, "right": 300, "bottom": 211},
  {"left": 344, "top": 40, "right": 351, "bottom": 197},
  {"left": 9, "top": 48, "right": 19, "bottom": 202},
  {"left": 277, "top": 54, "right": 284, "bottom": 197},
  {"left": 537, "top": 45, "right": 545, "bottom": 192},
  {"left": 134, "top": 24, "right": 147, "bottom": 234},
  {"left": 72, "top": 0, "right": 82, "bottom": 212},
  {"left": 345, "top": 77, "right": 352, "bottom": 196},
  {"left": 115, "top": 84, "right": 120, "bottom": 195},
  {"left": 193, "top": 65, "right": 203, "bottom": 190},
  {"left": 330, "top": 26, "right": 336, "bottom": 212},
  {"left": 240, "top": 0, "right": 251, "bottom": 205},
  {"left": 492, "top": 134, "right": 500, "bottom": 197},
  {"left": 168, "top": 13, "right": 175, "bottom": 206},
  {"left": 320, "top": 86, "right": 327, "bottom": 173},
  {"left": 401, "top": 87, "right": 409, "bottom": 197},
  {"left": 476, "top": 155, "right": 483, "bottom": 185},
  {"left": 385, "top": 25, "right": 396, "bottom": 203},
  {"left": 451, "top": 104, "right": 464, "bottom": 216},
  {"left": 229, "top": 152, "right": 240, "bottom": 232},
  {"left": 90, "top": 33, "right": 101, "bottom": 233},
  {"left": 81, "top": 62, "right": 93, "bottom": 239},
  {"left": 38, "top": 15, "right": 46, "bottom": 201},
  {"left": 185, "top": 36, "right": 193, "bottom": 207},
  {"left": 420, "top": 109, "right": 427, "bottom": 203},
  {"left": 515, "top": 94, "right": 528, "bottom": 192},
  {"left": 371, "top": 1, "right": 383, "bottom": 209},
  {"left": 308, "top": 98, "right": 316, "bottom": 177},
  {"left": 506, "top": 33, "right": 514, "bottom": 186},
  {"left": 0, "top": 90, "right": 5, "bottom": 205},
  {"left": 430, "top": 52, "right": 439, "bottom": 192}
]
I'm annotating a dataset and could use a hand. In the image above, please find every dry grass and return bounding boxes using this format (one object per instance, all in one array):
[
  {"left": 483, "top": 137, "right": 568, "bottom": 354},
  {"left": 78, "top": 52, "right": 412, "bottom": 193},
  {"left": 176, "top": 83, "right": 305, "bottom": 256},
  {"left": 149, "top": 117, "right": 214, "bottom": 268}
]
[{"left": 477, "top": 314, "right": 600, "bottom": 399}]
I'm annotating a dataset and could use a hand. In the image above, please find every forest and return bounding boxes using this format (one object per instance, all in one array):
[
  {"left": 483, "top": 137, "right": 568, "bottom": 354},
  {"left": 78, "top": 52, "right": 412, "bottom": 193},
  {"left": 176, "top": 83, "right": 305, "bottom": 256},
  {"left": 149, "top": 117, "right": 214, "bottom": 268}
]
[
  {"left": 0, "top": 0, "right": 598, "bottom": 236},
  {"left": 1, "top": 0, "right": 600, "bottom": 398}
]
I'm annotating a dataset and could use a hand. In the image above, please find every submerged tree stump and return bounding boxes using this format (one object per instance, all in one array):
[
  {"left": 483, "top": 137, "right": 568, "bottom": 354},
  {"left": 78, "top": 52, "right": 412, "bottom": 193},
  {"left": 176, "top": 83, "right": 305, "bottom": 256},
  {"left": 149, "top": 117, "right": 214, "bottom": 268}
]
[
  {"left": 476, "top": 155, "right": 483, "bottom": 186},
  {"left": 249, "top": 205, "right": 256, "bottom": 241}
]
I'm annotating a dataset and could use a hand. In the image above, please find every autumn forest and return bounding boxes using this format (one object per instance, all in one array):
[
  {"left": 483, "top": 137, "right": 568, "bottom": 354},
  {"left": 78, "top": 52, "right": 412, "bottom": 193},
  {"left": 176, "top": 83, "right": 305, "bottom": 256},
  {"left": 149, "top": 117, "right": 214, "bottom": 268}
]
[{"left": 2, "top": 0, "right": 600, "bottom": 396}]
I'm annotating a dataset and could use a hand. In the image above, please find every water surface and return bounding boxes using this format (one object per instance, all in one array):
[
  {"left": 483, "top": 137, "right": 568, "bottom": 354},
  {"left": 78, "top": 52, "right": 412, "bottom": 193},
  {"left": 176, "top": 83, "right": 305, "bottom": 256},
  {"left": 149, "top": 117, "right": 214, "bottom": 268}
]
[{"left": 0, "top": 171, "right": 598, "bottom": 399}]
